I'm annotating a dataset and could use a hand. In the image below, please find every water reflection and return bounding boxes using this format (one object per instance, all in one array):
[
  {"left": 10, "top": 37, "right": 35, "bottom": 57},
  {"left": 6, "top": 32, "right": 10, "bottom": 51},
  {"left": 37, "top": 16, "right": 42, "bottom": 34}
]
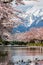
[
  {"left": 11, "top": 58, "right": 41, "bottom": 65},
  {"left": 0, "top": 46, "right": 43, "bottom": 65},
  {"left": 10, "top": 47, "right": 43, "bottom": 65}
]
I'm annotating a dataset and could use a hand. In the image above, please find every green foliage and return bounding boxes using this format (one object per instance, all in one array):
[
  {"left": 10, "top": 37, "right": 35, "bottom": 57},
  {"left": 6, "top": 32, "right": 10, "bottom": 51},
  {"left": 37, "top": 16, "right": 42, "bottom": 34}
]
[
  {"left": 0, "top": 38, "right": 43, "bottom": 46},
  {"left": 27, "top": 42, "right": 43, "bottom": 46},
  {"left": 10, "top": 41, "right": 27, "bottom": 45},
  {"left": 0, "top": 37, "right": 3, "bottom": 45},
  {"left": 2, "top": 41, "right": 10, "bottom": 45}
]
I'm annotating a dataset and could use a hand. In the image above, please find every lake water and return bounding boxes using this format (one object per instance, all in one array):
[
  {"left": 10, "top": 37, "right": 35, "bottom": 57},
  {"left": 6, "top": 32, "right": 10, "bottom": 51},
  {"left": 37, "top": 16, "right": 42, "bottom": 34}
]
[
  {"left": 0, "top": 46, "right": 43, "bottom": 65},
  {"left": 9, "top": 47, "right": 43, "bottom": 62}
]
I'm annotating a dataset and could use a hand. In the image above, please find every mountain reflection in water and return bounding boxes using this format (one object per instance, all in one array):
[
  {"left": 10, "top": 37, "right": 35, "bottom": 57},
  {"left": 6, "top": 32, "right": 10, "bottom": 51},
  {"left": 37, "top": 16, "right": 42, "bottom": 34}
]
[
  {"left": 10, "top": 47, "right": 43, "bottom": 64},
  {"left": 0, "top": 46, "right": 43, "bottom": 65}
]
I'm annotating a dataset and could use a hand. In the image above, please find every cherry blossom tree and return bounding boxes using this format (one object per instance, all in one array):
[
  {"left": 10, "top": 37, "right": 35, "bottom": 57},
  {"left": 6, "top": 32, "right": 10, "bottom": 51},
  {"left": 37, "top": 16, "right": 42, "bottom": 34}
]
[{"left": 0, "top": 1, "right": 22, "bottom": 41}]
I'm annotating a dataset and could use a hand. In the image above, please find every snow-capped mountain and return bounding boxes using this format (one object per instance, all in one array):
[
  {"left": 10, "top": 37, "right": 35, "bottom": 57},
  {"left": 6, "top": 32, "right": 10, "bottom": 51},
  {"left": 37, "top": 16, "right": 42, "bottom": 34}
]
[
  {"left": 25, "top": 8, "right": 43, "bottom": 27},
  {"left": 19, "top": 7, "right": 43, "bottom": 26},
  {"left": 12, "top": 7, "right": 43, "bottom": 33},
  {"left": 11, "top": 0, "right": 43, "bottom": 33}
]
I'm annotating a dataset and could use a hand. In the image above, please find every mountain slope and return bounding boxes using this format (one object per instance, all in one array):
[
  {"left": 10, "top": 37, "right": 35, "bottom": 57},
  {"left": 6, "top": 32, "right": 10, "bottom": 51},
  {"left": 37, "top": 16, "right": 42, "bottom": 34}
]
[
  {"left": 12, "top": 7, "right": 43, "bottom": 33},
  {"left": 13, "top": 27, "right": 43, "bottom": 42}
]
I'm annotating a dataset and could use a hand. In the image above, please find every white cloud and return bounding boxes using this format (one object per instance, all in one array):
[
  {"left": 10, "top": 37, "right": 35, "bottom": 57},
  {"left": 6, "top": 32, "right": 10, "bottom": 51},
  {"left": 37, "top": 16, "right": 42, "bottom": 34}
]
[{"left": 34, "top": 0, "right": 43, "bottom": 9}]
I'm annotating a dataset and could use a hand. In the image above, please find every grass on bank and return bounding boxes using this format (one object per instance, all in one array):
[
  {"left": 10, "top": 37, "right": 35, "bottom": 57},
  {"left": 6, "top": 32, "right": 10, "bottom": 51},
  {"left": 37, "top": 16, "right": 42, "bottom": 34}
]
[
  {"left": 26, "top": 43, "right": 43, "bottom": 46},
  {"left": 0, "top": 39, "right": 43, "bottom": 46},
  {"left": 0, "top": 37, "right": 43, "bottom": 46}
]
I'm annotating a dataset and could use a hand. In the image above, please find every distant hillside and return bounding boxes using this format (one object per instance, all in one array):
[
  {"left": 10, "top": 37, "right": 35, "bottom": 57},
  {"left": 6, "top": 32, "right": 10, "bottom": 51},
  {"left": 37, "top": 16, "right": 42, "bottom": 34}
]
[{"left": 13, "top": 27, "right": 43, "bottom": 42}]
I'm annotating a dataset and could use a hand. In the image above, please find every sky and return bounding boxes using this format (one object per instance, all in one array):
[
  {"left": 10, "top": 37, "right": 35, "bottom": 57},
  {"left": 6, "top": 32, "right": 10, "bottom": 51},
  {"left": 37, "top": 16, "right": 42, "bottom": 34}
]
[
  {"left": 11, "top": 0, "right": 43, "bottom": 14},
  {"left": 36, "top": 0, "right": 43, "bottom": 8},
  {"left": 11, "top": 0, "right": 43, "bottom": 8}
]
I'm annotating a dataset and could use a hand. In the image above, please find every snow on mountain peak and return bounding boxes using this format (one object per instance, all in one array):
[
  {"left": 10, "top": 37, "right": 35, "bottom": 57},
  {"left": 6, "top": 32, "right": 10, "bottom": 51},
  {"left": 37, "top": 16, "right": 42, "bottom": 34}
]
[
  {"left": 23, "top": 8, "right": 43, "bottom": 27},
  {"left": 11, "top": 0, "right": 43, "bottom": 33}
]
